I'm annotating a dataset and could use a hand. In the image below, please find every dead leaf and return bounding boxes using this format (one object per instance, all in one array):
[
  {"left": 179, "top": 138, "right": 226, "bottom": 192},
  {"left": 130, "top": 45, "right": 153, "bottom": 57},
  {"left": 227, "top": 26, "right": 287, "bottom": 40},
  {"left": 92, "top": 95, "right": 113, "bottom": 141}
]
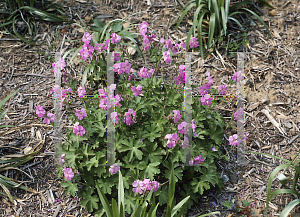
[
  {"left": 164, "top": 9, "right": 170, "bottom": 16},
  {"left": 123, "top": 22, "right": 130, "bottom": 29},
  {"left": 226, "top": 214, "right": 234, "bottom": 217},
  {"left": 269, "top": 9, "right": 276, "bottom": 16},
  {"left": 77, "top": 28, "right": 85, "bottom": 33},
  {"left": 24, "top": 146, "right": 33, "bottom": 155},
  {"left": 127, "top": 45, "right": 136, "bottom": 55},
  {"left": 61, "top": 28, "right": 68, "bottom": 34}
]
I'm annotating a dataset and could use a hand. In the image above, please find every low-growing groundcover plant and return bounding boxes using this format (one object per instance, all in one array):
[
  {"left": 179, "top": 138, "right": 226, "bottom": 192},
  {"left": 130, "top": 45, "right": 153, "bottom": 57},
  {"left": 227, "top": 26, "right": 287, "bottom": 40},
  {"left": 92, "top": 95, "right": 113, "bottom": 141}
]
[{"left": 36, "top": 21, "right": 248, "bottom": 216}]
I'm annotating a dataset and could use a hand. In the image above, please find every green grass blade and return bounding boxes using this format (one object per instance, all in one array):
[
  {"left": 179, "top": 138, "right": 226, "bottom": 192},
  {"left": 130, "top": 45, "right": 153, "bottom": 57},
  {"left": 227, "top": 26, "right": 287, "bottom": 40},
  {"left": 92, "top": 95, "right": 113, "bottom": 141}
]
[
  {"left": 174, "top": 2, "right": 196, "bottom": 30},
  {"left": 227, "top": 16, "right": 245, "bottom": 31},
  {"left": 171, "top": 196, "right": 190, "bottom": 217},
  {"left": 0, "top": 89, "right": 19, "bottom": 111},
  {"left": 240, "top": 8, "right": 273, "bottom": 40},
  {"left": 280, "top": 199, "right": 300, "bottom": 217},
  {"left": 0, "top": 182, "right": 13, "bottom": 203},
  {"left": 220, "top": 7, "right": 226, "bottom": 36},
  {"left": 207, "top": 13, "right": 216, "bottom": 49},
  {"left": 95, "top": 181, "right": 113, "bottom": 217},
  {"left": 118, "top": 171, "right": 124, "bottom": 214},
  {"left": 229, "top": 0, "right": 252, "bottom": 11},
  {"left": 21, "top": 6, "right": 68, "bottom": 22},
  {"left": 265, "top": 164, "right": 290, "bottom": 216},
  {"left": 270, "top": 189, "right": 300, "bottom": 202}
]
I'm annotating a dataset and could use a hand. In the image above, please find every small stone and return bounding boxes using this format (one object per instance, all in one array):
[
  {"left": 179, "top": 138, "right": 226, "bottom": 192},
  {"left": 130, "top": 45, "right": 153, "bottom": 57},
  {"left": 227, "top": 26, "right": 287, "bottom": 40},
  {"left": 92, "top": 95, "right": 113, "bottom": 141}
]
[
  {"left": 269, "top": 9, "right": 276, "bottom": 16},
  {"left": 284, "top": 122, "right": 293, "bottom": 129}
]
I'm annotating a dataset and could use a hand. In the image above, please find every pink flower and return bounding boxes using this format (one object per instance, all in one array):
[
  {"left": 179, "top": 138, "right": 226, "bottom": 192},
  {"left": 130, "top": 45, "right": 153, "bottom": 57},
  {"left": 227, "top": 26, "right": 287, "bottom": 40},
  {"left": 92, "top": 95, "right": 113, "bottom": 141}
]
[
  {"left": 178, "top": 121, "right": 191, "bottom": 134},
  {"left": 109, "top": 163, "right": 120, "bottom": 174},
  {"left": 108, "top": 84, "right": 116, "bottom": 94},
  {"left": 190, "top": 37, "right": 199, "bottom": 48},
  {"left": 232, "top": 71, "right": 243, "bottom": 83},
  {"left": 52, "top": 58, "right": 66, "bottom": 75},
  {"left": 234, "top": 108, "right": 244, "bottom": 121},
  {"left": 79, "top": 43, "right": 94, "bottom": 60},
  {"left": 163, "top": 51, "right": 172, "bottom": 64},
  {"left": 112, "top": 51, "right": 121, "bottom": 61},
  {"left": 165, "top": 39, "right": 173, "bottom": 49},
  {"left": 218, "top": 84, "right": 228, "bottom": 95},
  {"left": 172, "top": 110, "right": 182, "bottom": 123},
  {"left": 50, "top": 85, "right": 62, "bottom": 98},
  {"left": 172, "top": 43, "right": 180, "bottom": 53},
  {"left": 229, "top": 134, "right": 241, "bottom": 146},
  {"left": 174, "top": 65, "right": 185, "bottom": 85},
  {"left": 110, "top": 33, "right": 121, "bottom": 44},
  {"left": 143, "top": 36, "right": 150, "bottom": 50},
  {"left": 179, "top": 41, "right": 186, "bottom": 51},
  {"left": 63, "top": 167, "right": 74, "bottom": 181},
  {"left": 114, "top": 94, "right": 123, "bottom": 108},
  {"left": 124, "top": 108, "right": 136, "bottom": 126},
  {"left": 201, "top": 94, "right": 213, "bottom": 106},
  {"left": 165, "top": 133, "right": 180, "bottom": 148},
  {"left": 73, "top": 122, "right": 86, "bottom": 137},
  {"left": 131, "top": 85, "right": 143, "bottom": 97},
  {"left": 47, "top": 113, "right": 55, "bottom": 123},
  {"left": 244, "top": 132, "right": 249, "bottom": 141},
  {"left": 139, "top": 22, "right": 149, "bottom": 36},
  {"left": 189, "top": 155, "right": 204, "bottom": 165},
  {"left": 160, "top": 37, "right": 165, "bottom": 43},
  {"left": 121, "top": 61, "right": 131, "bottom": 74},
  {"left": 44, "top": 118, "right": 50, "bottom": 124},
  {"left": 99, "top": 98, "right": 108, "bottom": 111},
  {"left": 138, "top": 67, "right": 148, "bottom": 78},
  {"left": 132, "top": 180, "right": 144, "bottom": 195},
  {"left": 114, "top": 63, "right": 124, "bottom": 75},
  {"left": 211, "top": 146, "right": 217, "bottom": 151},
  {"left": 36, "top": 105, "right": 45, "bottom": 118},
  {"left": 59, "top": 154, "right": 65, "bottom": 164},
  {"left": 98, "top": 89, "right": 107, "bottom": 98},
  {"left": 110, "top": 112, "right": 120, "bottom": 124},
  {"left": 199, "top": 84, "right": 210, "bottom": 95},
  {"left": 77, "top": 86, "right": 86, "bottom": 98},
  {"left": 82, "top": 32, "right": 92, "bottom": 44},
  {"left": 75, "top": 108, "right": 87, "bottom": 120},
  {"left": 148, "top": 32, "right": 156, "bottom": 42}
]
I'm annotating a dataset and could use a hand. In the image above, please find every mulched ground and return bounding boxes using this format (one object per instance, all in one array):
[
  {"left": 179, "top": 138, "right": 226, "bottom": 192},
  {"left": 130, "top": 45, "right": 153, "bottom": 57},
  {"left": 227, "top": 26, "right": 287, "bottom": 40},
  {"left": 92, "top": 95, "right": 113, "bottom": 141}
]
[{"left": 0, "top": 0, "right": 300, "bottom": 216}]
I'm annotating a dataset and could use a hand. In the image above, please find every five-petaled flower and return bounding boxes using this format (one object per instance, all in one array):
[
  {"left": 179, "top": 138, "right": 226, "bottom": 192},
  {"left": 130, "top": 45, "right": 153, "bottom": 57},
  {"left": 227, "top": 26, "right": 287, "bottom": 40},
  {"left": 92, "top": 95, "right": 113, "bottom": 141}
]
[
  {"left": 77, "top": 86, "right": 86, "bottom": 98},
  {"left": 109, "top": 163, "right": 120, "bottom": 174},
  {"left": 190, "top": 37, "right": 199, "bottom": 48},
  {"left": 200, "top": 94, "right": 213, "bottom": 106},
  {"left": 63, "top": 167, "right": 74, "bottom": 181},
  {"left": 232, "top": 71, "right": 243, "bottom": 83},
  {"left": 36, "top": 105, "right": 45, "bottom": 118},
  {"left": 73, "top": 122, "right": 86, "bottom": 137},
  {"left": 75, "top": 108, "right": 87, "bottom": 120},
  {"left": 110, "top": 33, "right": 121, "bottom": 44},
  {"left": 229, "top": 134, "right": 241, "bottom": 146}
]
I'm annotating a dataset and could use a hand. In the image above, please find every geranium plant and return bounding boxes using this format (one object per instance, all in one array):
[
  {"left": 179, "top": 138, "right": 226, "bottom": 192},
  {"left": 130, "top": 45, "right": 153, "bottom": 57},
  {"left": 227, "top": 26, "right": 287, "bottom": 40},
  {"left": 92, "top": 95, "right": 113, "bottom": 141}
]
[{"left": 36, "top": 20, "right": 248, "bottom": 216}]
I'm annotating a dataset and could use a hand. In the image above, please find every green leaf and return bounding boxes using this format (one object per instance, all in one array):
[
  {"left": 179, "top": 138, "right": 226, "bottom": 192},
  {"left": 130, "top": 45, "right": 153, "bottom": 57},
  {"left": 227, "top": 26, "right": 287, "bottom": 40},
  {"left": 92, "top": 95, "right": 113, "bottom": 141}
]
[
  {"left": 79, "top": 187, "right": 99, "bottom": 212},
  {"left": 112, "top": 199, "right": 120, "bottom": 217},
  {"left": 140, "top": 161, "right": 161, "bottom": 180},
  {"left": 207, "top": 13, "right": 215, "bottom": 49},
  {"left": 118, "top": 171, "right": 125, "bottom": 215},
  {"left": 190, "top": 178, "right": 210, "bottom": 194},
  {"left": 280, "top": 199, "right": 300, "bottom": 217},
  {"left": 86, "top": 156, "right": 99, "bottom": 171},
  {"left": 61, "top": 180, "right": 78, "bottom": 197}
]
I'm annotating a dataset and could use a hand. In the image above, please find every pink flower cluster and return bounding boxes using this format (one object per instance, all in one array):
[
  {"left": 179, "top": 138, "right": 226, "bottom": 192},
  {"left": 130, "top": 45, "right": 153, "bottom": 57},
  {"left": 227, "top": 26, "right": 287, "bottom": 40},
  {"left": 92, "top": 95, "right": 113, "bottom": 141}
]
[
  {"left": 138, "top": 67, "right": 154, "bottom": 78},
  {"left": 174, "top": 65, "right": 186, "bottom": 85},
  {"left": 232, "top": 71, "right": 243, "bottom": 83},
  {"left": 114, "top": 60, "right": 131, "bottom": 75},
  {"left": 218, "top": 84, "right": 228, "bottom": 95},
  {"left": 73, "top": 122, "right": 86, "bottom": 137},
  {"left": 124, "top": 108, "right": 137, "bottom": 125},
  {"left": 35, "top": 105, "right": 56, "bottom": 124},
  {"left": 165, "top": 110, "right": 199, "bottom": 149},
  {"left": 75, "top": 108, "right": 87, "bottom": 120},
  {"left": 52, "top": 58, "right": 66, "bottom": 76},
  {"left": 234, "top": 108, "right": 244, "bottom": 121},
  {"left": 98, "top": 85, "right": 123, "bottom": 111},
  {"left": 199, "top": 72, "right": 214, "bottom": 95},
  {"left": 131, "top": 85, "right": 142, "bottom": 97},
  {"left": 132, "top": 178, "right": 160, "bottom": 195},
  {"left": 189, "top": 155, "right": 204, "bottom": 166}
]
